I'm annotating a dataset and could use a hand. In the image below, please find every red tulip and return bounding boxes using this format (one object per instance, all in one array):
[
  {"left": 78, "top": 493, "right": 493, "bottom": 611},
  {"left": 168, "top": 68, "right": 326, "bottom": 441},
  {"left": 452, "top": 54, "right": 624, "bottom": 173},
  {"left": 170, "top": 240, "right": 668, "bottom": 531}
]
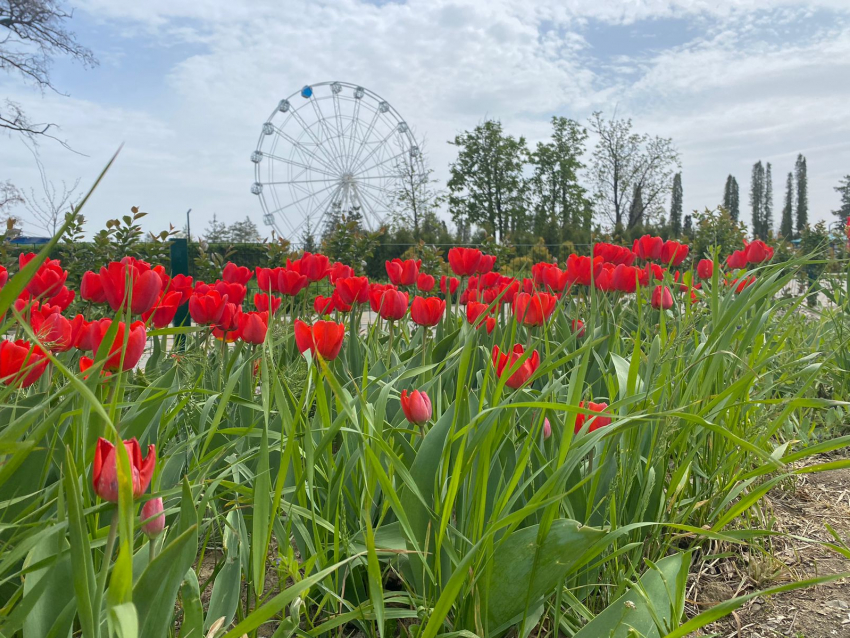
[
  {"left": 288, "top": 252, "right": 330, "bottom": 282},
  {"left": 37, "top": 312, "right": 73, "bottom": 352},
  {"left": 491, "top": 344, "right": 540, "bottom": 389},
  {"left": 142, "top": 291, "right": 182, "bottom": 329},
  {"left": 238, "top": 311, "right": 268, "bottom": 344},
  {"left": 79, "top": 356, "right": 111, "bottom": 379},
  {"left": 731, "top": 275, "right": 756, "bottom": 293},
  {"left": 594, "top": 264, "right": 616, "bottom": 292},
  {"left": 512, "top": 292, "right": 557, "bottom": 326},
  {"left": 92, "top": 437, "right": 155, "bottom": 502},
  {"left": 330, "top": 290, "right": 352, "bottom": 313},
  {"left": 745, "top": 240, "right": 773, "bottom": 264},
  {"left": 314, "top": 295, "right": 335, "bottom": 315},
  {"left": 71, "top": 315, "right": 95, "bottom": 351},
  {"left": 374, "top": 288, "right": 409, "bottom": 321},
  {"left": 400, "top": 389, "right": 432, "bottom": 425},
  {"left": 726, "top": 250, "right": 748, "bottom": 269},
  {"left": 188, "top": 290, "right": 227, "bottom": 325},
  {"left": 651, "top": 285, "right": 674, "bottom": 310},
  {"left": 417, "top": 273, "right": 435, "bottom": 292},
  {"left": 212, "top": 326, "right": 240, "bottom": 342},
  {"left": 574, "top": 401, "right": 611, "bottom": 434},
  {"left": 216, "top": 303, "right": 241, "bottom": 332},
  {"left": 253, "top": 293, "right": 282, "bottom": 314},
  {"left": 293, "top": 319, "right": 345, "bottom": 360},
  {"left": 328, "top": 262, "right": 355, "bottom": 284},
  {"left": 632, "top": 235, "right": 664, "bottom": 261},
  {"left": 18, "top": 253, "right": 68, "bottom": 299},
  {"left": 141, "top": 497, "right": 165, "bottom": 538},
  {"left": 223, "top": 262, "right": 253, "bottom": 285},
  {"left": 88, "top": 319, "right": 147, "bottom": 371},
  {"left": 335, "top": 276, "right": 370, "bottom": 305},
  {"left": 476, "top": 254, "right": 497, "bottom": 274},
  {"left": 256, "top": 267, "right": 274, "bottom": 292},
  {"left": 48, "top": 285, "right": 75, "bottom": 311},
  {"left": 214, "top": 280, "right": 247, "bottom": 306},
  {"left": 169, "top": 274, "right": 194, "bottom": 304},
  {"left": 610, "top": 264, "right": 638, "bottom": 293},
  {"left": 660, "top": 240, "right": 690, "bottom": 266},
  {"left": 696, "top": 259, "right": 714, "bottom": 279},
  {"left": 637, "top": 263, "right": 665, "bottom": 287},
  {"left": 99, "top": 261, "right": 162, "bottom": 315},
  {"left": 593, "top": 243, "right": 636, "bottom": 266},
  {"left": 484, "top": 316, "right": 496, "bottom": 334},
  {"left": 447, "top": 247, "right": 482, "bottom": 277},
  {"left": 572, "top": 319, "right": 585, "bottom": 338},
  {"left": 410, "top": 296, "right": 445, "bottom": 327},
  {"left": 466, "top": 301, "right": 489, "bottom": 327},
  {"left": 0, "top": 339, "right": 49, "bottom": 387},
  {"left": 386, "top": 258, "right": 421, "bottom": 286},
  {"left": 276, "top": 269, "right": 310, "bottom": 296},
  {"left": 440, "top": 275, "right": 460, "bottom": 295},
  {"left": 0, "top": 265, "right": 7, "bottom": 290},
  {"left": 566, "top": 254, "right": 604, "bottom": 287},
  {"left": 152, "top": 265, "right": 170, "bottom": 290}
]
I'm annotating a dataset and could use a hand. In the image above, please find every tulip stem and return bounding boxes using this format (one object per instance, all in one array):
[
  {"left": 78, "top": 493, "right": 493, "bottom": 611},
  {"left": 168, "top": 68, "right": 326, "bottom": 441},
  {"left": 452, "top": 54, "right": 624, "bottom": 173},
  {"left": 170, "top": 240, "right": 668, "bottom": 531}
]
[
  {"left": 96, "top": 509, "right": 119, "bottom": 609},
  {"left": 149, "top": 536, "right": 158, "bottom": 563}
]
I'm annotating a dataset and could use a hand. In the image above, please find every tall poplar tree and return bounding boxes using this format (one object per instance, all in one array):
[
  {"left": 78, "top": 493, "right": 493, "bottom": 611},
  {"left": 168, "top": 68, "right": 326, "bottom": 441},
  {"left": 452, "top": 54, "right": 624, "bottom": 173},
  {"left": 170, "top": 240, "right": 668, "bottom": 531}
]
[
  {"left": 780, "top": 172, "right": 794, "bottom": 238},
  {"left": 833, "top": 175, "right": 850, "bottom": 222},
  {"left": 670, "top": 172, "right": 683, "bottom": 235},
  {"left": 763, "top": 162, "right": 773, "bottom": 236},
  {"left": 723, "top": 175, "right": 740, "bottom": 221},
  {"left": 795, "top": 154, "right": 808, "bottom": 232},
  {"left": 750, "top": 161, "right": 765, "bottom": 238}
]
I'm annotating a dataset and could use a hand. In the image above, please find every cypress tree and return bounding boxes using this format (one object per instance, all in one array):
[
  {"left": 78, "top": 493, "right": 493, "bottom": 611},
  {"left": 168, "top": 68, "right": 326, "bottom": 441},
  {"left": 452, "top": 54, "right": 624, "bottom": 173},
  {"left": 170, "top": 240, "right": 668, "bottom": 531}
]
[
  {"left": 750, "top": 161, "right": 764, "bottom": 238},
  {"left": 763, "top": 162, "right": 773, "bottom": 237},
  {"left": 670, "top": 172, "right": 683, "bottom": 236},
  {"left": 795, "top": 154, "right": 808, "bottom": 232},
  {"left": 723, "top": 175, "right": 740, "bottom": 221},
  {"left": 780, "top": 172, "right": 794, "bottom": 238}
]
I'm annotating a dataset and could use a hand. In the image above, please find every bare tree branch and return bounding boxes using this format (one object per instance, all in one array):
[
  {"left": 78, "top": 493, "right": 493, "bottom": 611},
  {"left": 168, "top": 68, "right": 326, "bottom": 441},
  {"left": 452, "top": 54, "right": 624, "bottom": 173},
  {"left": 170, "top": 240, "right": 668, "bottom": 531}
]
[{"left": 21, "top": 140, "right": 79, "bottom": 235}]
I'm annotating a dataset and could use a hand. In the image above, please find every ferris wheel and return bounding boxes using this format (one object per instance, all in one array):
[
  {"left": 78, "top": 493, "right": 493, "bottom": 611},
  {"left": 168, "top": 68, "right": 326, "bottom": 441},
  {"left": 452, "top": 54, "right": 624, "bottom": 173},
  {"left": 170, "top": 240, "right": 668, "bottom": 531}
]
[{"left": 251, "top": 81, "right": 425, "bottom": 238}]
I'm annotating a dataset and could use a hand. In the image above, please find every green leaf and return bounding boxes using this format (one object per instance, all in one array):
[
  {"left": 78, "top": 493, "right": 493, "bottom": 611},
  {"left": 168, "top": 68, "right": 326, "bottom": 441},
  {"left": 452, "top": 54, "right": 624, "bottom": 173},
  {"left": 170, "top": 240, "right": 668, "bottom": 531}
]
[
  {"left": 22, "top": 537, "right": 75, "bottom": 638},
  {"left": 63, "top": 447, "right": 97, "bottom": 638},
  {"left": 178, "top": 569, "right": 204, "bottom": 638},
  {"left": 573, "top": 552, "right": 691, "bottom": 638},
  {"left": 484, "top": 519, "right": 607, "bottom": 633}
]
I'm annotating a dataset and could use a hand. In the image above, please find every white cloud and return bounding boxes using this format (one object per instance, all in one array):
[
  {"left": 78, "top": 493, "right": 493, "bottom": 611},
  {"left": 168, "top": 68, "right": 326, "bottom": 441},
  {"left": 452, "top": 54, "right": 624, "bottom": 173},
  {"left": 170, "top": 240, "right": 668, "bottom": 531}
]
[{"left": 2, "top": 0, "right": 850, "bottom": 240}]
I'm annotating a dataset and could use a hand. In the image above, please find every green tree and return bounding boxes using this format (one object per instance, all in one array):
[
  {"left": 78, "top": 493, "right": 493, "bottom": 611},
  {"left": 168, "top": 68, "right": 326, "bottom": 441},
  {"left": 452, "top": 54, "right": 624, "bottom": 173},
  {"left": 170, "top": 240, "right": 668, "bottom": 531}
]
[
  {"left": 780, "top": 171, "right": 794, "bottom": 238},
  {"left": 723, "top": 175, "right": 740, "bottom": 221},
  {"left": 228, "top": 216, "right": 262, "bottom": 243},
  {"left": 589, "top": 111, "right": 680, "bottom": 232},
  {"left": 832, "top": 175, "right": 850, "bottom": 222},
  {"left": 750, "top": 161, "right": 765, "bottom": 239},
  {"left": 203, "top": 213, "right": 229, "bottom": 243},
  {"left": 670, "top": 172, "right": 683, "bottom": 236},
  {"left": 683, "top": 213, "right": 693, "bottom": 237},
  {"left": 390, "top": 144, "right": 443, "bottom": 243},
  {"left": 763, "top": 162, "right": 773, "bottom": 236},
  {"left": 795, "top": 153, "right": 808, "bottom": 233},
  {"left": 529, "top": 116, "right": 591, "bottom": 246},
  {"left": 691, "top": 207, "right": 747, "bottom": 261},
  {"left": 447, "top": 120, "right": 529, "bottom": 243}
]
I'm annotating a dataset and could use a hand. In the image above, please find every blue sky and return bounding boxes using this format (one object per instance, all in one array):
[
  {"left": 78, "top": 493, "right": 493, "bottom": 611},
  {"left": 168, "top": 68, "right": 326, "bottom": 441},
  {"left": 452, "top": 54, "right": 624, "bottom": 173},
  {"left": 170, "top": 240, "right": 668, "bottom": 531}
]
[{"left": 2, "top": 0, "right": 849, "bottom": 238}]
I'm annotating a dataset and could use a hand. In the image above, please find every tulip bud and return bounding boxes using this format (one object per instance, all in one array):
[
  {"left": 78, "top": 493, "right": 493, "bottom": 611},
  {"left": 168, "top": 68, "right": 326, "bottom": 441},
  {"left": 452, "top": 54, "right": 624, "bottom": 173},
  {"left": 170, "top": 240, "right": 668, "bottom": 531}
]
[{"left": 141, "top": 497, "right": 165, "bottom": 538}]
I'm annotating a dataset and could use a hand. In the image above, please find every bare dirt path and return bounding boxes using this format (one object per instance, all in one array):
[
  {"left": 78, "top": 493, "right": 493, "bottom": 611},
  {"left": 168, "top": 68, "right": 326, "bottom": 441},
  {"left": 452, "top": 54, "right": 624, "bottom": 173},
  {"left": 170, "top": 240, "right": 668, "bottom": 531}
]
[{"left": 693, "top": 454, "right": 850, "bottom": 637}]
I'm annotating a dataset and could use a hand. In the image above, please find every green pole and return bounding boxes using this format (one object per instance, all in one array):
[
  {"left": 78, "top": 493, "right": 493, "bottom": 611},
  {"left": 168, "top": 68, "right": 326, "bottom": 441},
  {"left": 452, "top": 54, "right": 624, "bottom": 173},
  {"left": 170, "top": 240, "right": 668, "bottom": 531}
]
[{"left": 170, "top": 237, "right": 190, "bottom": 348}]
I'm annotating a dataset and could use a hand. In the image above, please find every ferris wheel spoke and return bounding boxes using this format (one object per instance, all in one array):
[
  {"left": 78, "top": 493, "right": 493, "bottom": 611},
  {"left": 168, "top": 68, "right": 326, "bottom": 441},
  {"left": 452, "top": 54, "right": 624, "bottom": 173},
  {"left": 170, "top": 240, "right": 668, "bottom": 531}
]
[
  {"left": 353, "top": 182, "right": 387, "bottom": 220},
  {"left": 268, "top": 181, "right": 339, "bottom": 216},
  {"left": 353, "top": 149, "right": 409, "bottom": 177},
  {"left": 265, "top": 177, "right": 340, "bottom": 186},
  {"left": 345, "top": 97, "right": 363, "bottom": 167},
  {"left": 331, "top": 92, "right": 350, "bottom": 167},
  {"left": 263, "top": 152, "right": 338, "bottom": 179},
  {"left": 303, "top": 183, "right": 342, "bottom": 231},
  {"left": 350, "top": 127, "right": 404, "bottom": 176},
  {"left": 274, "top": 126, "right": 341, "bottom": 177},
  {"left": 346, "top": 105, "right": 382, "bottom": 172},
  {"left": 356, "top": 181, "right": 391, "bottom": 196},
  {"left": 289, "top": 108, "right": 346, "bottom": 174},
  {"left": 309, "top": 97, "right": 348, "bottom": 171}
]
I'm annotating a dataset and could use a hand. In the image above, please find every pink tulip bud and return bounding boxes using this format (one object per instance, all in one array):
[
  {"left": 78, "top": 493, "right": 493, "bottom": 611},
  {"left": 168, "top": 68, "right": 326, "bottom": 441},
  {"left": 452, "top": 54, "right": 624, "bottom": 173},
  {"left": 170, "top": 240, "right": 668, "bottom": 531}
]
[
  {"left": 543, "top": 418, "right": 552, "bottom": 440},
  {"left": 140, "top": 497, "right": 165, "bottom": 538}
]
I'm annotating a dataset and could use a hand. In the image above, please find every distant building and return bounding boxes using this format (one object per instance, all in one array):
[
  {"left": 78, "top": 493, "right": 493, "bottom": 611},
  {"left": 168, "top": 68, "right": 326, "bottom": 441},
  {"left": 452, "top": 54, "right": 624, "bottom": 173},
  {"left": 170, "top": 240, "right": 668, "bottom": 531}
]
[{"left": 9, "top": 236, "right": 50, "bottom": 246}]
